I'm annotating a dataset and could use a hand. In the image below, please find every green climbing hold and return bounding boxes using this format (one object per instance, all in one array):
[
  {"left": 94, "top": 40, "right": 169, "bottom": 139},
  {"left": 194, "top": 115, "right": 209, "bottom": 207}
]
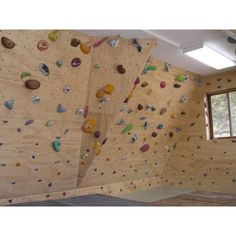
[
  {"left": 95, "top": 64, "right": 100, "bottom": 69},
  {"left": 146, "top": 65, "right": 157, "bottom": 71},
  {"left": 20, "top": 71, "right": 32, "bottom": 79},
  {"left": 48, "top": 31, "right": 60, "bottom": 42},
  {"left": 176, "top": 75, "right": 186, "bottom": 82},
  {"left": 121, "top": 123, "right": 133, "bottom": 133},
  {"left": 53, "top": 140, "right": 61, "bottom": 152}
]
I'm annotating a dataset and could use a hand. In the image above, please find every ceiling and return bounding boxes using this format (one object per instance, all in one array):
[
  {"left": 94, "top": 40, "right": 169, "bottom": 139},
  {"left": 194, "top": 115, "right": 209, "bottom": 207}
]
[{"left": 80, "top": 30, "right": 236, "bottom": 76}]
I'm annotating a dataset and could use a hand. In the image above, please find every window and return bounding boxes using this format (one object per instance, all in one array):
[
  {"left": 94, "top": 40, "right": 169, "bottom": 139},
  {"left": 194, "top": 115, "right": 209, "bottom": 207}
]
[{"left": 207, "top": 88, "right": 236, "bottom": 139}]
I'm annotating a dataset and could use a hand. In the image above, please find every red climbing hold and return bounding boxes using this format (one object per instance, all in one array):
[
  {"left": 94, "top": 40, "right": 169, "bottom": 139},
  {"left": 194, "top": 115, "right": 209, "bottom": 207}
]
[
  {"left": 140, "top": 144, "right": 150, "bottom": 152},
  {"left": 160, "top": 81, "right": 166, "bottom": 88}
]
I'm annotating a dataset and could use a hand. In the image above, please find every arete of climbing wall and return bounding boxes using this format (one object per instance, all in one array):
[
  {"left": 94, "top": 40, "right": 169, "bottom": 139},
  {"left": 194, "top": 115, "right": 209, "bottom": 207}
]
[
  {"left": 77, "top": 37, "right": 157, "bottom": 185},
  {"left": 162, "top": 69, "right": 236, "bottom": 194},
  {"left": 0, "top": 30, "right": 93, "bottom": 198},
  {"left": 79, "top": 58, "right": 202, "bottom": 191}
]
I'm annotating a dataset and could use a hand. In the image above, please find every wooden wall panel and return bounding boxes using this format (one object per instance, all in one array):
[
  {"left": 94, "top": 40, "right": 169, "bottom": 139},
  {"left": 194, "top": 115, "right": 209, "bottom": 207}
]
[
  {"left": 162, "top": 70, "right": 236, "bottom": 194},
  {"left": 0, "top": 30, "right": 92, "bottom": 198}
]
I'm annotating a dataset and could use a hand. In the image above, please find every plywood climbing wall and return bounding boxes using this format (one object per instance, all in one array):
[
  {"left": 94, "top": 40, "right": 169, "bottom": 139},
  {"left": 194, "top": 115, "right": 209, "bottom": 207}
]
[
  {"left": 162, "top": 70, "right": 236, "bottom": 194},
  {"left": 79, "top": 59, "right": 202, "bottom": 190},
  {"left": 77, "top": 37, "right": 157, "bottom": 185},
  {"left": 0, "top": 30, "right": 93, "bottom": 198}
]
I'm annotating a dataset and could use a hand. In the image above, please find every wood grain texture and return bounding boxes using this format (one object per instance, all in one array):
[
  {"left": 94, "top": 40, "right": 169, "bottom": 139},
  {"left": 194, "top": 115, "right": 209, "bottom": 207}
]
[
  {"left": 162, "top": 69, "right": 236, "bottom": 194},
  {"left": 0, "top": 30, "right": 92, "bottom": 198}
]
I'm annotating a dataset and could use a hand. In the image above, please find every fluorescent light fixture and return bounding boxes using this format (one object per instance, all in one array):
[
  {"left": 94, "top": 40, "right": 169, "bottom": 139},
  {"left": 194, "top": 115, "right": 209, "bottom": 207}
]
[{"left": 183, "top": 44, "right": 235, "bottom": 70}]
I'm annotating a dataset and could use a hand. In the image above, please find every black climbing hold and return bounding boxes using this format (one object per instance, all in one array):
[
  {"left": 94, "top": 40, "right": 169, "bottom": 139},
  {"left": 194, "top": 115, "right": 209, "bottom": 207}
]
[
  {"left": 25, "top": 79, "right": 41, "bottom": 90},
  {"left": 1, "top": 36, "right": 15, "bottom": 49},
  {"left": 141, "top": 82, "right": 148, "bottom": 87},
  {"left": 24, "top": 119, "right": 34, "bottom": 126},
  {"left": 71, "top": 57, "right": 81, "bottom": 67},
  {"left": 227, "top": 36, "right": 236, "bottom": 44},
  {"left": 39, "top": 63, "right": 49, "bottom": 76},
  {"left": 117, "top": 65, "right": 126, "bottom": 74},
  {"left": 174, "top": 83, "right": 181, "bottom": 88},
  {"left": 71, "top": 38, "right": 81, "bottom": 47},
  {"left": 152, "top": 132, "right": 157, "bottom": 137},
  {"left": 94, "top": 130, "right": 101, "bottom": 139},
  {"left": 137, "top": 104, "right": 143, "bottom": 110}
]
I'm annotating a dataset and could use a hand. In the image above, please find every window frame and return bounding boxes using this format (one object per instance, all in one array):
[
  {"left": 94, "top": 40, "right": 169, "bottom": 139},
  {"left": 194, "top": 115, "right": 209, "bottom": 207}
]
[{"left": 207, "top": 88, "right": 236, "bottom": 140}]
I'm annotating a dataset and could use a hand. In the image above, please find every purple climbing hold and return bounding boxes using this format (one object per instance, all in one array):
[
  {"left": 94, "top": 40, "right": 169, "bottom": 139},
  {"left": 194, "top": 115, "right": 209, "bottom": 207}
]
[
  {"left": 84, "top": 105, "right": 89, "bottom": 119},
  {"left": 140, "top": 144, "right": 150, "bottom": 152},
  {"left": 71, "top": 57, "right": 81, "bottom": 67},
  {"left": 134, "top": 77, "right": 140, "bottom": 86},
  {"left": 24, "top": 119, "right": 34, "bottom": 126}
]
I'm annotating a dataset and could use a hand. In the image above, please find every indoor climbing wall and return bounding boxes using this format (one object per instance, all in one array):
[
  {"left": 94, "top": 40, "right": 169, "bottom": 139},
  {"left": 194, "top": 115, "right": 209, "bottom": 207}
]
[
  {"left": 79, "top": 59, "right": 201, "bottom": 191},
  {"left": 162, "top": 70, "right": 236, "bottom": 194},
  {"left": 0, "top": 30, "right": 93, "bottom": 198},
  {"left": 77, "top": 37, "right": 157, "bottom": 185}
]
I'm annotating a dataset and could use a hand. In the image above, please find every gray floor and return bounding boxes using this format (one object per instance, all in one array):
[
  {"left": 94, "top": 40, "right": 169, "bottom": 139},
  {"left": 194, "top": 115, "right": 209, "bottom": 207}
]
[{"left": 13, "top": 194, "right": 148, "bottom": 206}]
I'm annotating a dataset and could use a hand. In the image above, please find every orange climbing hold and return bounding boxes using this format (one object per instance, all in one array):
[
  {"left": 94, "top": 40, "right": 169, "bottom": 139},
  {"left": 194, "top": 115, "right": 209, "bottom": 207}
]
[
  {"left": 80, "top": 43, "right": 91, "bottom": 54},
  {"left": 96, "top": 84, "right": 115, "bottom": 98},
  {"left": 82, "top": 118, "right": 97, "bottom": 133}
]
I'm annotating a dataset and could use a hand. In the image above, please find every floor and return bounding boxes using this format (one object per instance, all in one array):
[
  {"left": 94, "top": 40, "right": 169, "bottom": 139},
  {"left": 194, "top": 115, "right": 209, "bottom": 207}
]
[{"left": 11, "top": 187, "right": 236, "bottom": 206}]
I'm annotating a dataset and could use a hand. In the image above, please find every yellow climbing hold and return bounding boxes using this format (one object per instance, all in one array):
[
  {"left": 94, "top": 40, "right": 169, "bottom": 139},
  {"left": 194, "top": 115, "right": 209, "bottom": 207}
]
[
  {"left": 82, "top": 118, "right": 97, "bottom": 133},
  {"left": 48, "top": 31, "right": 61, "bottom": 42},
  {"left": 80, "top": 43, "right": 91, "bottom": 54},
  {"left": 96, "top": 84, "right": 115, "bottom": 98},
  {"left": 94, "top": 141, "right": 102, "bottom": 156}
]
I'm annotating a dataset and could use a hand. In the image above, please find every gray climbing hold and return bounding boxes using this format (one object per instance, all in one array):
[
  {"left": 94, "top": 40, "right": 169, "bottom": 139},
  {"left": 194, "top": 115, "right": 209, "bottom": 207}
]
[
  {"left": 57, "top": 104, "right": 66, "bottom": 113},
  {"left": 56, "top": 59, "right": 64, "bottom": 68},
  {"left": 180, "top": 95, "right": 187, "bottom": 103},
  {"left": 131, "top": 134, "right": 138, "bottom": 144},
  {"left": 227, "top": 36, "right": 236, "bottom": 44},
  {"left": 99, "top": 97, "right": 110, "bottom": 104},
  {"left": 5, "top": 99, "right": 14, "bottom": 110},
  {"left": 32, "top": 96, "right": 40, "bottom": 104},
  {"left": 39, "top": 63, "right": 49, "bottom": 76},
  {"left": 117, "top": 118, "right": 125, "bottom": 125},
  {"left": 140, "top": 116, "right": 147, "bottom": 120},
  {"left": 160, "top": 107, "right": 167, "bottom": 115},
  {"left": 157, "top": 123, "right": 164, "bottom": 129},
  {"left": 164, "top": 63, "right": 172, "bottom": 72},
  {"left": 63, "top": 85, "right": 71, "bottom": 93},
  {"left": 133, "top": 38, "right": 143, "bottom": 52},
  {"left": 75, "top": 108, "right": 84, "bottom": 116},
  {"left": 109, "top": 39, "right": 119, "bottom": 48},
  {"left": 127, "top": 108, "right": 134, "bottom": 113},
  {"left": 144, "top": 121, "right": 150, "bottom": 130}
]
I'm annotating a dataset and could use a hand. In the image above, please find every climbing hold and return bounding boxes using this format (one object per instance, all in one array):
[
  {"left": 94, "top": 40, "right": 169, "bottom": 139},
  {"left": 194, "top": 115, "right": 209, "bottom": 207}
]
[
  {"left": 56, "top": 59, "right": 63, "bottom": 68},
  {"left": 157, "top": 123, "right": 164, "bottom": 129},
  {"left": 131, "top": 134, "right": 138, "bottom": 144},
  {"left": 144, "top": 121, "right": 149, "bottom": 130},
  {"left": 160, "top": 81, "right": 166, "bottom": 88},
  {"left": 142, "top": 65, "right": 157, "bottom": 74},
  {"left": 32, "top": 96, "right": 40, "bottom": 104},
  {"left": 75, "top": 108, "right": 83, "bottom": 116},
  {"left": 164, "top": 62, "right": 172, "bottom": 72},
  {"left": 37, "top": 40, "right": 49, "bottom": 51},
  {"left": 127, "top": 108, "right": 133, "bottom": 113},
  {"left": 124, "top": 89, "right": 134, "bottom": 103},
  {"left": 174, "top": 83, "right": 181, "bottom": 88},
  {"left": 176, "top": 127, "right": 182, "bottom": 132},
  {"left": 141, "top": 82, "right": 148, "bottom": 87},
  {"left": 180, "top": 95, "right": 187, "bottom": 103},
  {"left": 93, "top": 36, "right": 109, "bottom": 48},
  {"left": 176, "top": 75, "right": 188, "bottom": 82},
  {"left": 140, "top": 116, "right": 147, "bottom": 120},
  {"left": 81, "top": 153, "right": 88, "bottom": 160},
  {"left": 57, "top": 104, "right": 67, "bottom": 113},
  {"left": 45, "top": 120, "right": 55, "bottom": 127},
  {"left": 63, "top": 85, "right": 71, "bottom": 93},
  {"left": 117, "top": 118, "right": 125, "bottom": 125},
  {"left": 160, "top": 107, "right": 167, "bottom": 115},
  {"left": 25, "top": 79, "right": 41, "bottom": 90},
  {"left": 52, "top": 140, "right": 61, "bottom": 152},
  {"left": 137, "top": 104, "right": 143, "bottom": 110},
  {"left": 84, "top": 105, "right": 89, "bottom": 118},
  {"left": 96, "top": 84, "right": 115, "bottom": 98},
  {"left": 171, "top": 114, "right": 177, "bottom": 119},
  {"left": 194, "top": 77, "right": 202, "bottom": 85},
  {"left": 227, "top": 36, "right": 236, "bottom": 44},
  {"left": 71, "top": 57, "right": 81, "bottom": 67},
  {"left": 117, "top": 65, "right": 126, "bottom": 74},
  {"left": 71, "top": 38, "right": 81, "bottom": 47},
  {"left": 1, "top": 36, "right": 15, "bottom": 49},
  {"left": 102, "top": 137, "right": 107, "bottom": 145},
  {"left": 133, "top": 38, "right": 143, "bottom": 52},
  {"left": 80, "top": 43, "right": 91, "bottom": 54},
  {"left": 24, "top": 119, "right": 34, "bottom": 126},
  {"left": 20, "top": 71, "right": 32, "bottom": 79},
  {"left": 122, "top": 123, "right": 133, "bottom": 133},
  {"left": 109, "top": 39, "right": 119, "bottom": 48},
  {"left": 169, "top": 132, "right": 174, "bottom": 137},
  {"left": 82, "top": 118, "right": 96, "bottom": 133},
  {"left": 99, "top": 97, "right": 110, "bottom": 104},
  {"left": 152, "top": 131, "right": 157, "bottom": 137},
  {"left": 39, "top": 63, "right": 49, "bottom": 76},
  {"left": 140, "top": 144, "right": 150, "bottom": 152},
  {"left": 95, "top": 64, "right": 100, "bottom": 69},
  {"left": 94, "top": 130, "right": 101, "bottom": 139},
  {"left": 48, "top": 31, "right": 60, "bottom": 42},
  {"left": 94, "top": 141, "right": 102, "bottom": 155},
  {"left": 151, "top": 106, "right": 156, "bottom": 111},
  {"left": 133, "top": 77, "right": 140, "bottom": 86},
  {"left": 5, "top": 99, "right": 14, "bottom": 110},
  {"left": 181, "top": 111, "right": 186, "bottom": 115}
]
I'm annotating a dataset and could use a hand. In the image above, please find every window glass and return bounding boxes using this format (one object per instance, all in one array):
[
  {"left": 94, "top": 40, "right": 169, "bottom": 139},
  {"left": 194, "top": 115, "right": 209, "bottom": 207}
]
[
  {"left": 211, "top": 93, "right": 230, "bottom": 137},
  {"left": 230, "top": 91, "right": 236, "bottom": 136}
]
